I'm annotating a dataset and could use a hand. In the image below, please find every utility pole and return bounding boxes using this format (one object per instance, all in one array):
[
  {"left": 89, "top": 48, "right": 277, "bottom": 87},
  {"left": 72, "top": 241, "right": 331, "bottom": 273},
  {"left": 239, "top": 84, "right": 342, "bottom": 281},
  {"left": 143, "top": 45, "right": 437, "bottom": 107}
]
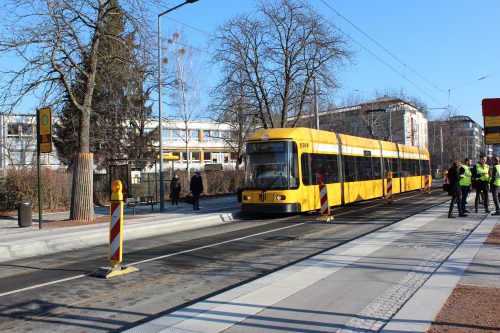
[
  {"left": 440, "top": 125, "right": 444, "bottom": 178},
  {"left": 313, "top": 77, "right": 319, "bottom": 130},
  {"left": 157, "top": 0, "right": 199, "bottom": 211}
]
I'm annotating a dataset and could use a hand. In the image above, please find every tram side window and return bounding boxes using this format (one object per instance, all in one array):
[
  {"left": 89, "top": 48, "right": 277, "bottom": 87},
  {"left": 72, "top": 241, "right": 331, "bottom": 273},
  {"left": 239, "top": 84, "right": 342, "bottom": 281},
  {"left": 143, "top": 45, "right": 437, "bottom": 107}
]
[
  {"left": 422, "top": 160, "right": 430, "bottom": 175},
  {"left": 344, "top": 156, "right": 357, "bottom": 182},
  {"left": 373, "top": 158, "right": 382, "bottom": 178},
  {"left": 301, "top": 153, "right": 339, "bottom": 185},
  {"left": 384, "top": 158, "right": 399, "bottom": 177},
  {"left": 412, "top": 159, "right": 420, "bottom": 176},
  {"left": 400, "top": 159, "right": 419, "bottom": 177},
  {"left": 356, "top": 157, "right": 374, "bottom": 181},
  {"left": 290, "top": 142, "right": 299, "bottom": 188},
  {"left": 400, "top": 159, "right": 410, "bottom": 177}
]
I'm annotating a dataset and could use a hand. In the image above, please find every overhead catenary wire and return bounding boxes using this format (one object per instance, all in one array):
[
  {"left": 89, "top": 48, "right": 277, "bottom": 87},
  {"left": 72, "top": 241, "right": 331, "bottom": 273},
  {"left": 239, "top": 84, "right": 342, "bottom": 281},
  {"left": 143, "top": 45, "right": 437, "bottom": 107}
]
[
  {"left": 317, "top": 0, "right": 485, "bottom": 116},
  {"left": 160, "top": 1, "right": 474, "bottom": 114},
  {"left": 450, "top": 71, "right": 500, "bottom": 91},
  {"left": 161, "top": 1, "right": 442, "bottom": 106},
  {"left": 165, "top": 16, "right": 214, "bottom": 37},
  {"left": 307, "top": 4, "right": 444, "bottom": 107},
  {"left": 320, "top": 0, "right": 449, "bottom": 97}
]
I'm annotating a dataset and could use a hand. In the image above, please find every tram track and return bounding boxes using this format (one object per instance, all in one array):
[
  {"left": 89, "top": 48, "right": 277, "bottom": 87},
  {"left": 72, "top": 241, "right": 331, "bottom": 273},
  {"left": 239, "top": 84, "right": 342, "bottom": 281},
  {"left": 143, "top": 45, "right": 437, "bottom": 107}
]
[{"left": 0, "top": 189, "right": 451, "bottom": 332}]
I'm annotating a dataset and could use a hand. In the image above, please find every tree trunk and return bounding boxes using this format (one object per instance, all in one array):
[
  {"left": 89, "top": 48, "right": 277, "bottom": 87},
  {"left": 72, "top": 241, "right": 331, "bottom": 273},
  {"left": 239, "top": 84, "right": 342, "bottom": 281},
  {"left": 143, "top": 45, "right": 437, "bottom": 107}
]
[
  {"left": 69, "top": 98, "right": 94, "bottom": 221},
  {"left": 70, "top": 153, "right": 95, "bottom": 221}
]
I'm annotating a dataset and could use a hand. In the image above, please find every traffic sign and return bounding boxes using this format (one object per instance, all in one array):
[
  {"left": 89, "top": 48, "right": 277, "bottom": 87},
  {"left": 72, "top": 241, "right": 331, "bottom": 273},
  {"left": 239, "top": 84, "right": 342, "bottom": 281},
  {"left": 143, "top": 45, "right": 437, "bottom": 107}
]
[
  {"left": 37, "top": 107, "right": 52, "bottom": 153},
  {"left": 482, "top": 98, "right": 500, "bottom": 117},
  {"left": 484, "top": 116, "right": 500, "bottom": 127},
  {"left": 485, "top": 133, "right": 500, "bottom": 145},
  {"left": 482, "top": 99, "right": 500, "bottom": 145},
  {"left": 156, "top": 154, "right": 180, "bottom": 160}
]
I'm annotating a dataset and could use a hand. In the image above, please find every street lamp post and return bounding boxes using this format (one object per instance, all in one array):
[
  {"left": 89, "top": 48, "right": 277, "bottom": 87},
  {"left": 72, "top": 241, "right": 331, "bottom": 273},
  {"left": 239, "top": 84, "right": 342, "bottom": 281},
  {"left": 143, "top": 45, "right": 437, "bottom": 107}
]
[
  {"left": 440, "top": 125, "right": 444, "bottom": 178},
  {"left": 158, "top": 0, "right": 198, "bottom": 211}
]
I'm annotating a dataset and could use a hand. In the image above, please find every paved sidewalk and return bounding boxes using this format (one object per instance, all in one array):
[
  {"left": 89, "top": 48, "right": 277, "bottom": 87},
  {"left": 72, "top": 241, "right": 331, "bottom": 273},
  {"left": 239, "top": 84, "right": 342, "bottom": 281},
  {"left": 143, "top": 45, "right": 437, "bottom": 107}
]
[
  {"left": 0, "top": 195, "right": 240, "bottom": 263},
  {"left": 123, "top": 200, "right": 499, "bottom": 333}
]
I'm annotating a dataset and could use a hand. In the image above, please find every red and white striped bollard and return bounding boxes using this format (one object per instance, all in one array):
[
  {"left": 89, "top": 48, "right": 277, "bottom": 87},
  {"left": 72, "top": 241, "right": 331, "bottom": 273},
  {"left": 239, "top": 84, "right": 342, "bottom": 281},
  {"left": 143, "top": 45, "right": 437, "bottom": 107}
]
[
  {"left": 318, "top": 181, "right": 333, "bottom": 221},
  {"left": 386, "top": 171, "right": 393, "bottom": 203},
  {"left": 424, "top": 175, "right": 430, "bottom": 194},
  {"left": 109, "top": 197, "right": 123, "bottom": 267},
  {"left": 91, "top": 179, "right": 138, "bottom": 278}
]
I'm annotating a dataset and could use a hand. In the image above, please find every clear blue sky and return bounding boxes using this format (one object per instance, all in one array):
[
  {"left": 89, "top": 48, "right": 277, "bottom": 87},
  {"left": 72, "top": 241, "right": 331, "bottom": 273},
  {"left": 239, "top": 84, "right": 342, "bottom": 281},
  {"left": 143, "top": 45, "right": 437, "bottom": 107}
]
[{"left": 160, "top": 0, "right": 500, "bottom": 125}]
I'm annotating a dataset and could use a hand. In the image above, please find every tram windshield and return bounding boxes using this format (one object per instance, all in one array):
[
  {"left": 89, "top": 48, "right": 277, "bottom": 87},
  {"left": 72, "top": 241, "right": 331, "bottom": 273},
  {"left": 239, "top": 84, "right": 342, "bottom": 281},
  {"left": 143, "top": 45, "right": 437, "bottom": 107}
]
[{"left": 244, "top": 141, "right": 299, "bottom": 190}]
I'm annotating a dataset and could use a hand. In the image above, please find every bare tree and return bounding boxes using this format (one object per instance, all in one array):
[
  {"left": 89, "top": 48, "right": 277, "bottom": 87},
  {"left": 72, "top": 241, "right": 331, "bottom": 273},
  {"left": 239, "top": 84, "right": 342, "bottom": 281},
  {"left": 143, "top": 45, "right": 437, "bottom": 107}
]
[
  {"left": 210, "top": 69, "right": 260, "bottom": 169},
  {"left": 211, "top": 0, "right": 352, "bottom": 129},
  {"left": 163, "top": 32, "right": 202, "bottom": 179},
  {"left": 429, "top": 109, "right": 469, "bottom": 171},
  {"left": 0, "top": 0, "right": 157, "bottom": 220}
]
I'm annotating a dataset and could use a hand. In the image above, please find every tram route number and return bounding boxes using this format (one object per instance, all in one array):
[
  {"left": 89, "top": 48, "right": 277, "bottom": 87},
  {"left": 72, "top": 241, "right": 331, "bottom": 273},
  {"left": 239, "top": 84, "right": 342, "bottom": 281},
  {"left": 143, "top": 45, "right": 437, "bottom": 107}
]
[{"left": 300, "top": 142, "right": 309, "bottom": 148}]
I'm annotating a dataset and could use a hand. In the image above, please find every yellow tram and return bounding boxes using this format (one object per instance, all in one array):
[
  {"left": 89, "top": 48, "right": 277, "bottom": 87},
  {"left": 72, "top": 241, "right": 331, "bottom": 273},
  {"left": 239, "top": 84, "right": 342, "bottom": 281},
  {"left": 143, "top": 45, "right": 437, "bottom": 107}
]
[{"left": 241, "top": 127, "right": 431, "bottom": 213}]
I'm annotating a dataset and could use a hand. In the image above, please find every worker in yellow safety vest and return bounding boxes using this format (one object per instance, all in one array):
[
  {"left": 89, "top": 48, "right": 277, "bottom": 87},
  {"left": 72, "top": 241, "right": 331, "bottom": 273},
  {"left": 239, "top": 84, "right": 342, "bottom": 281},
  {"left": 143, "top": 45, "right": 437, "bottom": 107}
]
[
  {"left": 490, "top": 157, "right": 500, "bottom": 215},
  {"left": 472, "top": 155, "right": 490, "bottom": 213},
  {"left": 459, "top": 158, "right": 473, "bottom": 213}
]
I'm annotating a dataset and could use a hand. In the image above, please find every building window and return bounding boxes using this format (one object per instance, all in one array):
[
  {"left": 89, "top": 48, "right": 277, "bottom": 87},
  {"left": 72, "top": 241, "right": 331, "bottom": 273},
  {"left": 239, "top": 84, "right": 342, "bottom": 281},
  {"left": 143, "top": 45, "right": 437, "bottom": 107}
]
[
  {"left": 162, "top": 129, "right": 171, "bottom": 142},
  {"left": 21, "top": 124, "right": 33, "bottom": 137},
  {"left": 203, "top": 130, "right": 210, "bottom": 141},
  {"left": 190, "top": 130, "right": 200, "bottom": 141},
  {"left": 230, "top": 152, "right": 238, "bottom": 161},
  {"left": 192, "top": 151, "right": 200, "bottom": 161},
  {"left": 172, "top": 130, "right": 181, "bottom": 141},
  {"left": 7, "top": 124, "right": 20, "bottom": 136},
  {"left": 204, "top": 152, "right": 211, "bottom": 161}
]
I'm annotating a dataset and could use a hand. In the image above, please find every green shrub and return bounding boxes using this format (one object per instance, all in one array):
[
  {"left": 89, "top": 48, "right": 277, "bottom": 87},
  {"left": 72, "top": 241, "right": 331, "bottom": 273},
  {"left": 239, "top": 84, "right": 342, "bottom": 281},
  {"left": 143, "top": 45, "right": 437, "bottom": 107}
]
[{"left": 0, "top": 168, "right": 245, "bottom": 213}]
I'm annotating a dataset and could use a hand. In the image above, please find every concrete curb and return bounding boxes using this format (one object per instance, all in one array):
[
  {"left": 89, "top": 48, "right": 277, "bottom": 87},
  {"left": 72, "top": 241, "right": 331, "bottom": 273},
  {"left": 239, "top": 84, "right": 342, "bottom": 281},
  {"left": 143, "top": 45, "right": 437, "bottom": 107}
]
[{"left": 0, "top": 211, "right": 240, "bottom": 263}]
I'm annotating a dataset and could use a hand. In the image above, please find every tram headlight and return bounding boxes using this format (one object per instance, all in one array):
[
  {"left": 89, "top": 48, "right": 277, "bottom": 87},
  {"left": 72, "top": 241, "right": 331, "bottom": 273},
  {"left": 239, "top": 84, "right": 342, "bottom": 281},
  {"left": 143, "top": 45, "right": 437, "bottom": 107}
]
[
  {"left": 275, "top": 195, "right": 286, "bottom": 200},
  {"left": 243, "top": 195, "right": 251, "bottom": 200}
]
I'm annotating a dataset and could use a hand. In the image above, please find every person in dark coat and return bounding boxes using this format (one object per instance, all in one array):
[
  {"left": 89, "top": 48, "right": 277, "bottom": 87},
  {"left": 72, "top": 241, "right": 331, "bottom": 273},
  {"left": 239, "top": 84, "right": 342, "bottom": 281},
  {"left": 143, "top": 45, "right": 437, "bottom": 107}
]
[
  {"left": 170, "top": 174, "right": 181, "bottom": 206},
  {"left": 189, "top": 172, "right": 204, "bottom": 210},
  {"left": 447, "top": 161, "right": 467, "bottom": 218}
]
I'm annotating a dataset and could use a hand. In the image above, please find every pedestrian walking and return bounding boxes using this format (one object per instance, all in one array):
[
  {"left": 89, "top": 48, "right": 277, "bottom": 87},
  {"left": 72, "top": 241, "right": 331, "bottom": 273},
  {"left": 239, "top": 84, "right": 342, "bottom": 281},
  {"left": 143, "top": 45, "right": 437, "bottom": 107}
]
[
  {"left": 472, "top": 155, "right": 490, "bottom": 213},
  {"left": 170, "top": 174, "right": 181, "bottom": 206},
  {"left": 189, "top": 171, "right": 204, "bottom": 210},
  {"left": 459, "top": 158, "right": 473, "bottom": 213},
  {"left": 490, "top": 157, "right": 500, "bottom": 215},
  {"left": 447, "top": 161, "right": 467, "bottom": 218}
]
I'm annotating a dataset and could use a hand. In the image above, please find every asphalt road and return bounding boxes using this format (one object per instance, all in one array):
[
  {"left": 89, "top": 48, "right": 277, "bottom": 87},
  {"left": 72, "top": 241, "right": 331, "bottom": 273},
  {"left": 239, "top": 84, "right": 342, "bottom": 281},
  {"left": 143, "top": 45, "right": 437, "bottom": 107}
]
[{"left": 0, "top": 189, "right": 449, "bottom": 332}]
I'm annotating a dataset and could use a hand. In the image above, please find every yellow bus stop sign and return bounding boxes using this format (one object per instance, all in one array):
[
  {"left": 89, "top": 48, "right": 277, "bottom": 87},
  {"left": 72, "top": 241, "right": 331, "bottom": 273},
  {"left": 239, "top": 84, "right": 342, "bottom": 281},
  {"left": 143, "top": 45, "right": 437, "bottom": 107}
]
[{"left": 38, "top": 107, "right": 52, "bottom": 153}]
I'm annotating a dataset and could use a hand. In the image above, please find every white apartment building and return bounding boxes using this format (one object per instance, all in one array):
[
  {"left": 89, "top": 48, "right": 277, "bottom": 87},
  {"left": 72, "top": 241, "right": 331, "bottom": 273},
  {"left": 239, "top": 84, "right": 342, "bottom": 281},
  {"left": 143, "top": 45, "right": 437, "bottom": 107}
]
[
  {"left": 0, "top": 113, "right": 61, "bottom": 169},
  {"left": 298, "top": 97, "right": 429, "bottom": 149},
  {"left": 0, "top": 113, "right": 236, "bottom": 171},
  {"left": 153, "top": 119, "right": 238, "bottom": 171}
]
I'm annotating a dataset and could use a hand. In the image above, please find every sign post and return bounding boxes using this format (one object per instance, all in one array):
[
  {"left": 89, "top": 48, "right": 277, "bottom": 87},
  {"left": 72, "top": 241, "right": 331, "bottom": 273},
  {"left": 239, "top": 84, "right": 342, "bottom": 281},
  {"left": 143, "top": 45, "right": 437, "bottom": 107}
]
[{"left": 36, "top": 107, "right": 52, "bottom": 230}]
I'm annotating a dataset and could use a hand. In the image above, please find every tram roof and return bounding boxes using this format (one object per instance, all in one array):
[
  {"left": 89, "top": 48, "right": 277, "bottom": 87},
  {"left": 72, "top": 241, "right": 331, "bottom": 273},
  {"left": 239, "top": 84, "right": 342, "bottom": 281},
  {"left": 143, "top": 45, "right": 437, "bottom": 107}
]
[
  {"left": 247, "top": 127, "right": 338, "bottom": 143},
  {"left": 247, "top": 127, "right": 429, "bottom": 156}
]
